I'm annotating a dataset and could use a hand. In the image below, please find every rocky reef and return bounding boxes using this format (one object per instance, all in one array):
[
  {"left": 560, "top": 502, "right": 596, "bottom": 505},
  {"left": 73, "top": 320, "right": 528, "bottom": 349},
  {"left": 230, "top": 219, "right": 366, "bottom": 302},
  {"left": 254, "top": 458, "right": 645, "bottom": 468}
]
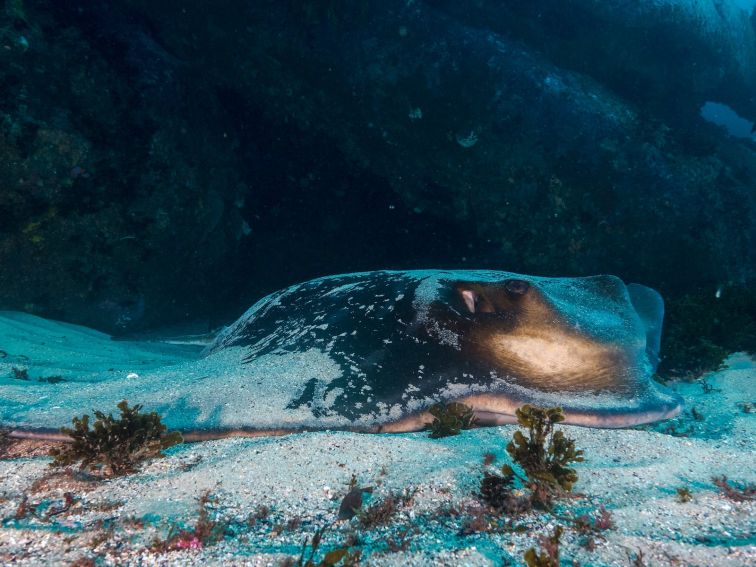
[{"left": 1, "top": 0, "right": 755, "bottom": 333}]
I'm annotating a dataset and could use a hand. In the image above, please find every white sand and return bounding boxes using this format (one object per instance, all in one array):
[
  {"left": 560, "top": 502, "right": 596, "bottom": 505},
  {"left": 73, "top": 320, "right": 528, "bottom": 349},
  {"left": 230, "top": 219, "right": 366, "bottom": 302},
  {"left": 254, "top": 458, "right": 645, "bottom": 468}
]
[{"left": 1, "top": 355, "right": 754, "bottom": 566}]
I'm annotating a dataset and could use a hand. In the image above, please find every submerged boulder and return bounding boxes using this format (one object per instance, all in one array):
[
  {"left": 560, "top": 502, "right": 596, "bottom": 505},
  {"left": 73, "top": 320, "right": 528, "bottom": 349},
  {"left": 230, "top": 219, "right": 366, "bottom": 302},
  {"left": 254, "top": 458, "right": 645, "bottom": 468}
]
[{"left": 428, "top": 0, "right": 756, "bottom": 125}]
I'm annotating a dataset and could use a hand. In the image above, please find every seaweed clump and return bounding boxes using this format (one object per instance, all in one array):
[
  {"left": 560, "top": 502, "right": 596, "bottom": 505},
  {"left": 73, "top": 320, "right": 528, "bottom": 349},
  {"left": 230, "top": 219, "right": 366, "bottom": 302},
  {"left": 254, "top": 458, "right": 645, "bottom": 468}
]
[
  {"left": 50, "top": 400, "right": 182, "bottom": 476},
  {"left": 357, "top": 488, "right": 416, "bottom": 529},
  {"left": 482, "top": 405, "right": 583, "bottom": 510},
  {"left": 11, "top": 367, "right": 29, "bottom": 380},
  {"left": 426, "top": 402, "right": 476, "bottom": 438},
  {"left": 507, "top": 405, "right": 583, "bottom": 492}
]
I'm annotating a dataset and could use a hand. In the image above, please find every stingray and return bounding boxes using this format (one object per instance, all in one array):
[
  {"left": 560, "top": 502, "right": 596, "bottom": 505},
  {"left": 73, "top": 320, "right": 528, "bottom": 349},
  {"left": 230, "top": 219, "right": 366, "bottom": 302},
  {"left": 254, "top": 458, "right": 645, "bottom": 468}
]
[{"left": 0, "top": 270, "right": 682, "bottom": 439}]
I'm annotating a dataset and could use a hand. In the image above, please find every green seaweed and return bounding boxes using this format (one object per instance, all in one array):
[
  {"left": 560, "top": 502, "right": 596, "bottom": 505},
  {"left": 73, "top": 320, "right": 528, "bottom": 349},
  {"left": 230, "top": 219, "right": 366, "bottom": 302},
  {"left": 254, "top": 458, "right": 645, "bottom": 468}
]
[
  {"left": 507, "top": 405, "right": 584, "bottom": 492},
  {"left": 49, "top": 400, "right": 182, "bottom": 477},
  {"left": 481, "top": 405, "right": 583, "bottom": 511},
  {"left": 676, "top": 487, "right": 693, "bottom": 503},
  {"left": 426, "top": 402, "right": 476, "bottom": 438}
]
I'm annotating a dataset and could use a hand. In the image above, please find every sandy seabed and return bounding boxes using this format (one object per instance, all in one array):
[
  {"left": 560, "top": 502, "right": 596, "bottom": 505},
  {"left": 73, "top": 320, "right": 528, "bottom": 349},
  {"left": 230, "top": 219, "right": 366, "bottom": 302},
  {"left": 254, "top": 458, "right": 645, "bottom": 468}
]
[{"left": 1, "top": 356, "right": 754, "bottom": 566}]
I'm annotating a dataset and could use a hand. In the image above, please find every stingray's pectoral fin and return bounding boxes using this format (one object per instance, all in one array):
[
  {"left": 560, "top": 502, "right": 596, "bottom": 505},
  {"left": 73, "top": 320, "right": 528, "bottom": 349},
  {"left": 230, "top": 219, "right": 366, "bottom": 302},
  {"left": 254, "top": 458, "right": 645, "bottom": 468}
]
[
  {"left": 7, "top": 428, "right": 72, "bottom": 442},
  {"left": 564, "top": 379, "right": 684, "bottom": 427},
  {"left": 460, "top": 378, "right": 684, "bottom": 429},
  {"left": 560, "top": 394, "right": 683, "bottom": 428}
]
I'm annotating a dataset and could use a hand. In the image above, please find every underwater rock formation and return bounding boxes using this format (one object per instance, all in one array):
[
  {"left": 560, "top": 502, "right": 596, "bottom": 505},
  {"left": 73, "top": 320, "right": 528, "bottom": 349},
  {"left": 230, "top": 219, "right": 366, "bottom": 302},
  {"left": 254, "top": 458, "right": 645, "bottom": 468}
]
[
  {"left": 0, "top": 0, "right": 754, "bottom": 331},
  {"left": 122, "top": 0, "right": 756, "bottom": 286},
  {"left": 428, "top": 0, "right": 756, "bottom": 126},
  {"left": 0, "top": 1, "right": 250, "bottom": 331}
]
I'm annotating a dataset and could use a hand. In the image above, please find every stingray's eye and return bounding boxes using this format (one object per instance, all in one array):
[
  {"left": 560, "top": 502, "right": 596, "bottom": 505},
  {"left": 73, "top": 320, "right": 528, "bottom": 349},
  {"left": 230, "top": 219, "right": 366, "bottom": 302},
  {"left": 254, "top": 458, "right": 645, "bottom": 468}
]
[{"left": 504, "top": 279, "right": 530, "bottom": 296}]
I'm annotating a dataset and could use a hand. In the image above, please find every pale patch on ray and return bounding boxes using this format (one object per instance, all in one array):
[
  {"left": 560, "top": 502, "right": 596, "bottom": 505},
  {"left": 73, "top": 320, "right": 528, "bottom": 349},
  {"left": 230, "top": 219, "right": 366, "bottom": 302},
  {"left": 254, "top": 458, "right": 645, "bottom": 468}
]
[{"left": 486, "top": 329, "right": 627, "bottom": 389}]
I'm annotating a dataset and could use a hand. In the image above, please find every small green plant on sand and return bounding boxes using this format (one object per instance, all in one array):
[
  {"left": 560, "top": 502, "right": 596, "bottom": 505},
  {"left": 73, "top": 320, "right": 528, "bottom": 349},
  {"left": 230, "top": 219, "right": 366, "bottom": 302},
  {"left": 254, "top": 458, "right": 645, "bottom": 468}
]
[
  {"left": 524, "top": 525, "right": 562, "bottom": 567},
  {"left": 426, "top": 402, "right": 476, "bottom": 438},
  {"left": 482, "top": 405, "right": 583, "bottom": 510},
  {"left": 676, "top": 487, "right": 693, "bottom": 503},
  {"left": 50, "top": 400, "right": 182, "bottom": 476},
  {"left": 290, "top": 526, "right": 361, "bottom": 567}
]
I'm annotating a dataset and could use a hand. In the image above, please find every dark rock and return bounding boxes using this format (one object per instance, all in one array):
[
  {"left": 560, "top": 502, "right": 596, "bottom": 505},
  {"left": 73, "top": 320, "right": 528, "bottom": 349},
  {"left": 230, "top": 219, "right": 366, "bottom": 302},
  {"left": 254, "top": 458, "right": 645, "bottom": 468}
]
[
  {"left": 0, "top": 2, "right": 248, "bottom": 331},
  {"left": 121, "top": 0, "right": 756, "bottom": 286},
  {"left": 427, "top": 0, "right": 756, "bottom": 126},
  {"left": 0, "top": 0, "right": 754, "bottom": 331}
]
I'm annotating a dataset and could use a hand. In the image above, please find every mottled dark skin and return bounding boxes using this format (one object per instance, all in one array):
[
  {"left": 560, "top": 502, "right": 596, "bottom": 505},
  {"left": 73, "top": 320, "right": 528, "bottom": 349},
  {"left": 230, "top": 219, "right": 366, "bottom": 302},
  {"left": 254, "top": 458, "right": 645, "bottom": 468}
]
[
  {"left": 208, "top": 270, "right": 682, "bottom": 430},
  {"left": 3, "top": 270, "right": 683, "bottom": 440}
]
